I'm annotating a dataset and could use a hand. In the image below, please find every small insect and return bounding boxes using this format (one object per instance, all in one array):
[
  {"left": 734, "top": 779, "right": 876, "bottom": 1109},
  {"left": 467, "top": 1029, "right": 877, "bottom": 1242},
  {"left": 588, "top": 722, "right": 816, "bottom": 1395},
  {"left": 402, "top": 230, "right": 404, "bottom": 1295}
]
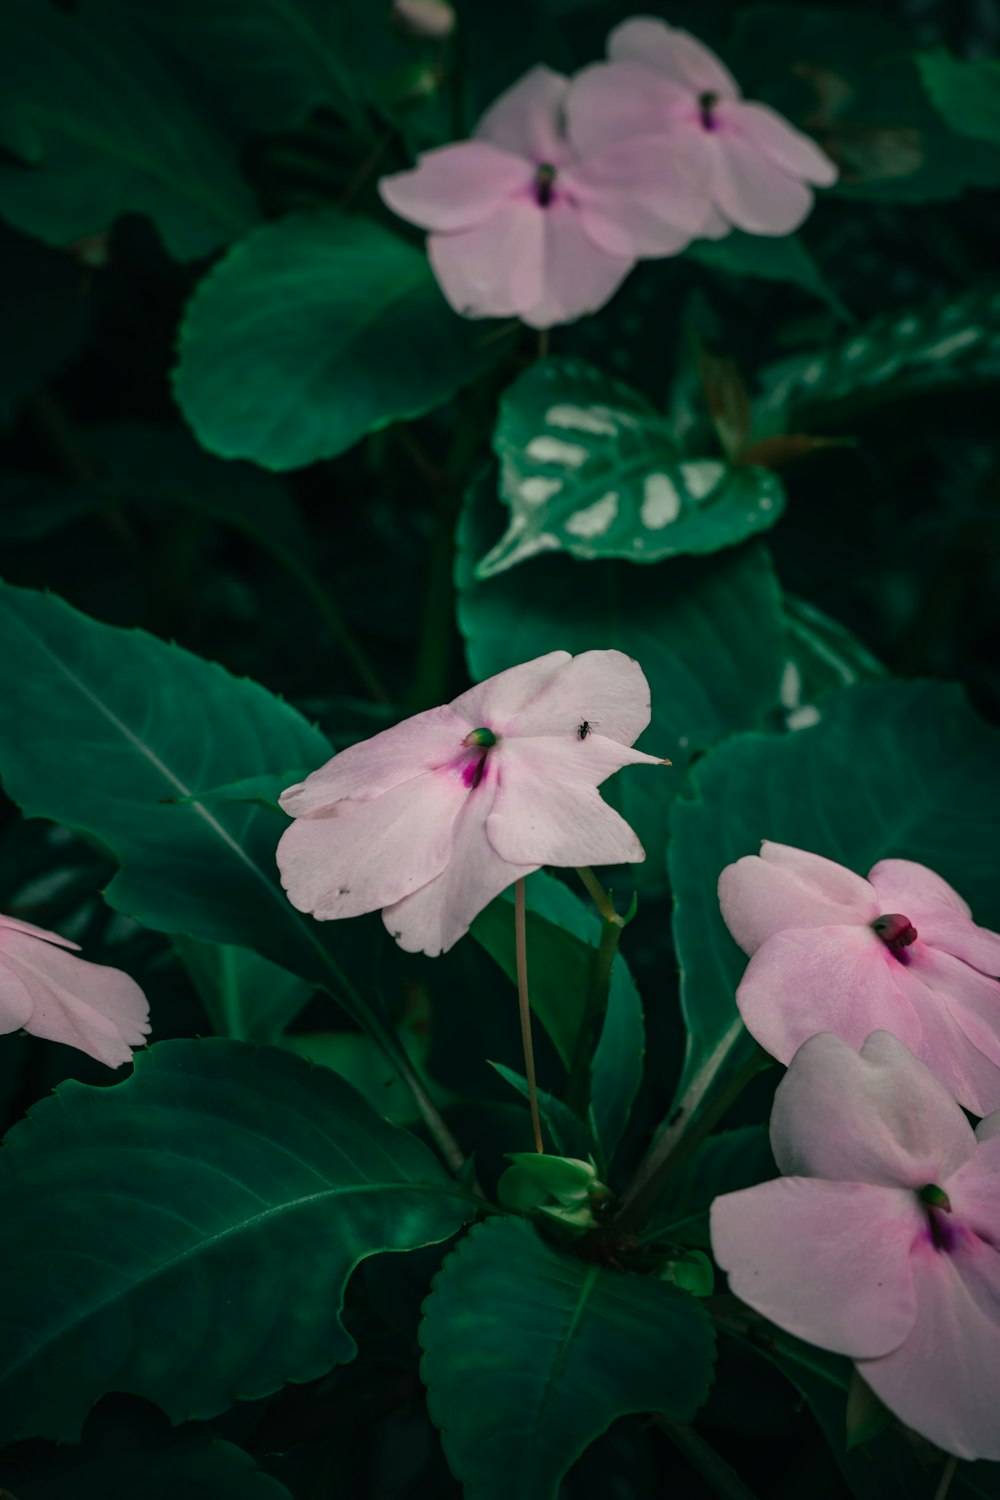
[{"left": 577, "top": 719, "right": 597, "bottom": 740}]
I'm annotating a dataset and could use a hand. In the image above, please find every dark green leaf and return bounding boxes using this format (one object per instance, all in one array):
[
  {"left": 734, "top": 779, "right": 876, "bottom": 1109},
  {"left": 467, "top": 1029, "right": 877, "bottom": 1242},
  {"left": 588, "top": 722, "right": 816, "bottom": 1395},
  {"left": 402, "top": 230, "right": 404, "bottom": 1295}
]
[
  {"left": 0, "top": 0, "right": 257, "bottom": 257},
  {"left": 489, "top": 1061, "right": 593, "bottom": 1160},
  {"left": 919, "top": 51, "right": 1000, "bottom": 151},
  {"left": 643, "top": 1126, "right": 776, "bottom": 1247},
  {"left": 669, "top": 680, "right": 1000, "bottom": 1101},
  {"left": 686, "top": 232, "right": 845, "bottom": 316},
  {"left": 1, "top": 1403, "right": 291, "bottom": 1500},
  {"left": 778, "top": 597, "right": 885, "bottom": 731},
  {"left": 420, "top": 1217, "right": 716, "bottom": 1500},
  {"left": 755, "top": 287, "right": 1000, "bottom": 435},
  {"left": 478, "top": 358, "right": 784, "bottom": 577},
  {"left": 174, "top": 213, "right": 512, "bottom": 470},
  {"left": 458, "top": 471, "right": 787, "bottom": 888},
  {"left": 0, "top": 1039, "right": 475, "bottom": 1444},
  {"left": 174, "top": 937, "right": 314, "bottom": 1043},
  {"left": 0, "top": 225, "right": 91, "bottom": 423}
]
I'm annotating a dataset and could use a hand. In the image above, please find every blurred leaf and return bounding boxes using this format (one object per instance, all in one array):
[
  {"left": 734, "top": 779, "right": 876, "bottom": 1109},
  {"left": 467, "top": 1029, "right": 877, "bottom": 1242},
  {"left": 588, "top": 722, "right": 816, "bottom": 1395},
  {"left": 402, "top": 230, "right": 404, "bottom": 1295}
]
[
  {"left": 918, "top": 50, "right": 1000, "bottom": 151},
  {"left": 686, "top": 232, "right": 846, "bottom": 317},
  {"left": 0, "top": 225, "right": 91, "bottom": 423},
  {"left": 0, "top": 476, "right": 97, "bottom": 541},
  {"left": 174, "top": 213, "right": 512, "bottom": 470},
  {"left": 458, "top": 471, "right": 787, "bottom": 889},
  {"left": 0, "top": 583, "right": 375, "bottom": 1006},
  {"left": 420, "top": 1216, "right": 716, "bottom": 1500},
  {"left": 1, "top": 1402, "right": 291, "bottom": 1500},
  {"left": 669, "top": 681, "right": 1000, "bottom": 1102},
  {"left": 0, "top": 0, "right": 257, "bottom": 257},
  {"left": 730, "top": 5, "right": 1000, "bottom": 203},
  {"left": 642, "top": 1126, "right": 775, "bottom": 1248},
  {"left": 755, "top": 286, "right": 1000, "bottom": 434},
  {"left": 777, "top": 596, "right": 885, "bottom": 731},
  {"left": 174, "top": 936, "right": 314, "bottom": 1042},
  {"left": 477, "top": 358, "right": 784, "bottom": 577},
  {"left": 0, "top": 1039, "right": 475, "bottom": 1445}
]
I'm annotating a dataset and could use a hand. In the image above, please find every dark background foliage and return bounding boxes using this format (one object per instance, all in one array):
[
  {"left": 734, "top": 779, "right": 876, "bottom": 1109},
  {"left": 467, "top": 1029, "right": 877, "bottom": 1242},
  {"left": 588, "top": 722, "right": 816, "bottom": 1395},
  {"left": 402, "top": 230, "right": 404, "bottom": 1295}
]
[{"left": 2, "top": 0, "right": 1000, "bottom": 1497}]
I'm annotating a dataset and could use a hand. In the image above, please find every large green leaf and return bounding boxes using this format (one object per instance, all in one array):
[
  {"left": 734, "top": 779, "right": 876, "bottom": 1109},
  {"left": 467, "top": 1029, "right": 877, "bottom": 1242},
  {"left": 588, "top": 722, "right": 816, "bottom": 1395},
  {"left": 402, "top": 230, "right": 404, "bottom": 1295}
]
[
  {"left": 420, "top": 1217, "right": 715, "bottom": 1500},
  {"left": 755, "top": 287, "right": 1000, "bottom": 435},
  {"left": 0, "top": 1039, "right": 475, "bottom": 1444},
  {"left": 457, "top": 472, "right": 787, "bottom": 888},
  {"left": 477, "top": 358, "right": 784, "bottom": 577},
  {"left": 174, "top": 213, "right": 511, "bottom": 470},
  {"left": 669, "top": 680, "right": 1000, "bottom": 1101},
  {"left": 174, "top": 937, "right": 315, "bottom": 1043},
  {"left": 1, "top": 1404, "right": 291, "bottom": 1500},
  {"left": 0, "top": 0, "right": 256, "bottom": 257},
  {"left": 0, "top": 581, "right": 361, "bottom": 998},
  {"left": 918, "top": 50, "right": 1000, "bottom": 152}
]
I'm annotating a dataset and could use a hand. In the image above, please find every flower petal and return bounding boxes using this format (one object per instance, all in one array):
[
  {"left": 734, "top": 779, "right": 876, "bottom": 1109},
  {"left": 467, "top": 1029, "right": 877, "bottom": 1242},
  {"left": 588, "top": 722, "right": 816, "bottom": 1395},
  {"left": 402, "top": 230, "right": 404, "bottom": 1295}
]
[
  {"left": 570, "top": 132, "right": 712, "bottom": 257},
  {"left": 566, "top": 61, "right": 686, "bottom": 158},
  {"left": 429, "top": 200, "right": 545, "bottom": 320},
  {"left": 475, "top": 65, "right": 570, "bottom": 162},
  {"left": 277, "top": 771, "right": 467, "bottom": 920},
  {"left": 712, "top": 132, "right": 815, "bottom": 234},
  {"left": 0, "top": 914, "right": 80, "bottom": 950},
  {"left": 523, "top": 203, "right": 634, "bottom": 330},
  {"left": 1, "top": 934, "right": 148, "bottom": 1069},
  {"left": 0, "top": 954, "right": 34, "bottom": 1034},
  {"left": 724, "top": 100, "right": 837, "bottom": 186},
  {"left": 279, "top": 704, "right": 469, "bottom": 817},
  {"left": 868, "top": 859, "right": 1000, "bottom": 975},
  {"left": 450, "top": 651, "right": 569, "bottom": 734},
  {"left": 735, "top": 924, "right": 925, "bottom": 1064},
  {"left": 608, "top": 18, "right": 740, "bottom": 100},
  {"left": 382, "top": 779, "right": 535, "bottom": 955},
  {"left": 907, "top": 945, "right": 1000, "bottom": 1075},
  {"left": 861, "top": 1236, "right": 1000, "bottom": 1460},
  {"left": 770, "top": 1032, "right": 977, "bottom": 1186},
  {"left": 486, "top": 735, "right": 660, "bottom": 866},
  {"left": 711, "top": 1177, "right": 921, "bottom": 1357},
  {"left": 501, "top": 649, "right": 652, "bottom": 745},
  {"left": 718, "top": 841, "right": 876, "bottom": 956},
  {"left": 378, "top": 142, "right": 535, "bottom": 232},
  {"left": 947, "top": 1134, "right": 1000, "bottom": 1250}
]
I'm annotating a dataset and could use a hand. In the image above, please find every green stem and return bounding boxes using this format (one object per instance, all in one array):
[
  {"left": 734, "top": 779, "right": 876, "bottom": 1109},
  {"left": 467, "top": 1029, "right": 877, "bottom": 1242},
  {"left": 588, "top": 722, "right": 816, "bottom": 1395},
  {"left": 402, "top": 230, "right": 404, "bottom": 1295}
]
[
  {"left": 564, "top": 913, "right": 620, "bottom": 1116},
  {"left": 575, "top": 865, "right": 619, "bottom": 924},
  {"left": 515, "top": 879, "right": 544, "bottom": 1154},
  {"left": 655, "top": 1416, "right": 762, "bottom": 1500},
  {"left": 933, "top": 1457, "right": 958, "bottom": 1500},
  {"left": 616, "top": 1023, "right": 766, "bottom": 1234}
]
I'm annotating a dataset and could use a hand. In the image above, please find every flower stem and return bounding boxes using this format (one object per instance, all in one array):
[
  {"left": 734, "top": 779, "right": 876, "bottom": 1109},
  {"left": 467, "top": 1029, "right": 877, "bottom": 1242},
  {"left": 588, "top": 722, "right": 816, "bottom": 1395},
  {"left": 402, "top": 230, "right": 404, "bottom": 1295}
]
[
  {"left": 564, "top": 902, "right": 622, "bottom": 1117},
  {"left": 537, "top": 329, "right": 550, "bottom": 359},
  {"left": 933, "top": 1456, "right": 958, "bottom": 1500},
  {"left": 575, "top": 865, "right": 619, "bottom": 924},
  {"left": 616, "top": 1021, "right": 767, "bottom": 1234},
  {"left": 514, "top": 878, "right": 544, "bottom": 1154}
]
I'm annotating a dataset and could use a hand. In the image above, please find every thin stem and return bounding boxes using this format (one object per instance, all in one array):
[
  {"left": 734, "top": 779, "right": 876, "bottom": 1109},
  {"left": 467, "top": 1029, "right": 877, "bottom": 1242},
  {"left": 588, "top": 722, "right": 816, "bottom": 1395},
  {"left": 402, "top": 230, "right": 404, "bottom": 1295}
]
[
  {"left": 616, "top": 1022, "right": 765, "bottom": 1234},
  {"left": 575, "top": 865, "right": 619, "bottom": 924},
  {"left": 337, "top": 127, "right": 395, "bottom": 210},
  {"left": 655, "top": 1416, "right": 762, "bottom": 1500},
  {"left": 933, "top": 1456, "right": 958, "bottom": 1500},
  {"left": 515, "top": 879, "right": 544, "bottom": 1154},
  {"left": 564, "top": 912, "right": 620, "bottom": 1116}
]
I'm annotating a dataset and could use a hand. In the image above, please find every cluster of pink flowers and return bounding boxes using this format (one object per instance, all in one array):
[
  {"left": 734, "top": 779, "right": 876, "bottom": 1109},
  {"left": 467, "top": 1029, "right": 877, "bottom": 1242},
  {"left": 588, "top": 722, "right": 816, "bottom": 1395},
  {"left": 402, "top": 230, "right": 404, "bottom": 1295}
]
[
  {"left": 714, "top": 842, "right": 1000, "bottom": 1461},
  {"left": 378, "top": 17, "right": 837, "bottom": 328}
]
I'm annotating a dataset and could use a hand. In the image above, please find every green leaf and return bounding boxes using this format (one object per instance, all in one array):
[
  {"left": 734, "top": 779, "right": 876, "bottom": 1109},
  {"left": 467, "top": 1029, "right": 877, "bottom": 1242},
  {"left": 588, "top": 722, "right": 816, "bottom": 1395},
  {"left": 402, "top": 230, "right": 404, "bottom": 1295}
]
[
  {"left": 458, "top": 471, "right": 787, "bottom": 887},
  {"left": 669, "top": 680, "right": 1000, "bottom": 1101},
  {"left": 1, "top": 1403, "right": 291, "bottom": 1500},
  {"left": 174, "top": 937, "right": 314, "bottom": 1043},
  {"left": 171, "top": 771, "right": 309, "bottom": 812},
  {"left": 0, "top": 1039, "right": 475, "bottom": 1444},
  {"left": 0, "top": 224, "right": 91, "bottom": 424},
  {"left": 489, "top": 1061, "right": 594, "bottom": 1159},
  {"left": 686, "top": 232, "right": 846, "bottom": 317},
  {"left": 0, "top": 0, "right": 257, "bottom": 257},
  {"left": 420, "top": 1217, "right": 716, "bottom": 1500},
  {"left": 642, "top": 1126, "right": 776, "bottom": 1248},
  {"left": 919, "top": 50, "right": 1000, "bottom": 151},
  {"left": 477, "top": 358, "right": 784, "bottom": 577},
  {"left": 754, "top": 287, "right": 1000, "bottom": 435},
  {"left": 174, "top": 214, "right": 512, "bottom": 470},
  {"left": 0, "top": 581, "right": 364, "bottom": 1000},
  {"left": 778, "top": 597, "right": 885, "bottom": 731}
]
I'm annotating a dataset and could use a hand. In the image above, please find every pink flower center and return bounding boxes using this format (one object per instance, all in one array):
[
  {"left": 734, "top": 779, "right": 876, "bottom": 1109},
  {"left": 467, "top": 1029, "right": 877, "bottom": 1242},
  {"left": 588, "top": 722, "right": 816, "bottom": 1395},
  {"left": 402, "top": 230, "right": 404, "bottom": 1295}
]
[
  {"left": 459, "top": 727, "right": 498, "bottom": 791},
  {"left": 871, "top": 912, "right": 918, "bottom": 962},
  {"left": 534, "top": 162, "right": 558, "bottom": 207},
  {"left": 918, "top": 1184, "right": 957, "bottom": 1252},
  {"left": 698, "top": 91, "right": 719, "bottom": 131}
]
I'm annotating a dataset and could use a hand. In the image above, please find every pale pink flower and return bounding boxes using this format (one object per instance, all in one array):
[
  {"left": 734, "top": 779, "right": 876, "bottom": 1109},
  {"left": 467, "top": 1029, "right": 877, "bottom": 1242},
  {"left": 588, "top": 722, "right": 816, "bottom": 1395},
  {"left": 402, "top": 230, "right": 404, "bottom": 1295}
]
[
  {"left": 378, "top": 65, "right": 711, "bottom": 328},
  {"left": 718, "top": 842, "right": 1000, "bottom": 1117},
  {"left": 711, "top": 1031, "right": 1000, "bottom": 1461},
  {"left": 0, "top": 913, "right": 149, "bottom": 1068},
  {"left": 277, "top": 650, "right": 665, "bottom": 956},
  {"left": 391, "top": 0, "right": 455, "bottom": 40},
  {"left": 568, "top": 17, "right": 838, "bottom": 237}
]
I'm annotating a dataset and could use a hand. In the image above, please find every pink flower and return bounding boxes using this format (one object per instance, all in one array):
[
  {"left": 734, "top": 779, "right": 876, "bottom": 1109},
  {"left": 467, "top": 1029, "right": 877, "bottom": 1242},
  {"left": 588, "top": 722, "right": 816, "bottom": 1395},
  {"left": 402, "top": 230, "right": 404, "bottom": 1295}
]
[
  {"left": 718, "top": 842, "right": 1000, "bottom": 1117},
  {"left": 378, "top": 65, "right": 711, "bottom": 328},
  {"left": 277, "top": 650, "right": 665, "bottom": 956},
  {"left": 391, "top": 0, "right": 455, "bottom": 40},
  {"left": 0, "top": 913, "right": 149, "bottom": 1068},
  {"left": 568, "top": 17, "right": 837, "bottom": 237},
  {"left": 711, "top": 1031, "right": 1000, "bottom": 1460}
]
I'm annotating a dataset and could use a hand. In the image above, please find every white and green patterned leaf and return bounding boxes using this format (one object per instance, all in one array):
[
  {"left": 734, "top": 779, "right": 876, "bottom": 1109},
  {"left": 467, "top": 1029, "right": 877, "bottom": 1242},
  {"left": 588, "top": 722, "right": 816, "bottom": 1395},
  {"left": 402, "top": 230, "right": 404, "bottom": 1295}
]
[{"left": 476, "top": 359, "right": 784, "bottom": 578}]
